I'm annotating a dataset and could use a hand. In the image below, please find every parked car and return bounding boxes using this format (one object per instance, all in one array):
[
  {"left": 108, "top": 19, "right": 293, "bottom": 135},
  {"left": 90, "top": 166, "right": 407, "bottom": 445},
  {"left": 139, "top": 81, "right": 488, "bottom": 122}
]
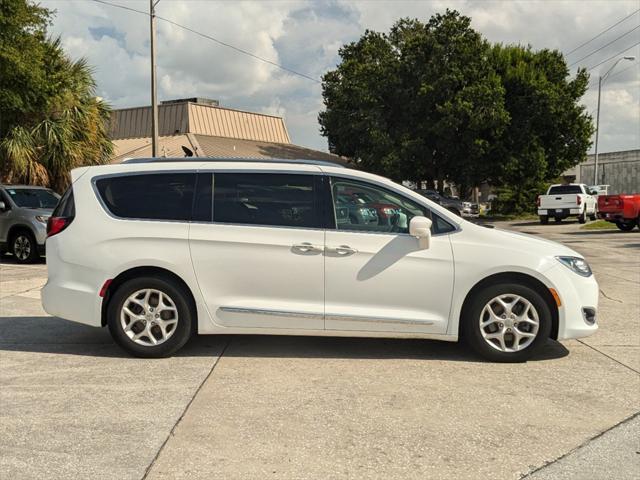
[
  {"left": 537, "top": 184, "right": 597, "bottom": 224},
  {"left": 461, "top": 201, "right": 480, "bottom": 217},
  {"left": 42, "top": 158, "right": 598, "bottom": 362},
  {"left": 0, "top": 184, "right": 60, "bottom": 263},
  {"left": 597, "top": 194, "right": 640, "bottom": 231},
  {"left": 415, "top": 189, "right": 465, "bottom": 216}
]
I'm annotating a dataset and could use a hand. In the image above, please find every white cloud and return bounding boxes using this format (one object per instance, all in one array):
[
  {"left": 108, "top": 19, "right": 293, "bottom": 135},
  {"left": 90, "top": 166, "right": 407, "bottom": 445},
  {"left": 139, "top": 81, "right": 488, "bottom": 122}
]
[{"left": 42, "top": 0, "right": 639, "bottom": 153}]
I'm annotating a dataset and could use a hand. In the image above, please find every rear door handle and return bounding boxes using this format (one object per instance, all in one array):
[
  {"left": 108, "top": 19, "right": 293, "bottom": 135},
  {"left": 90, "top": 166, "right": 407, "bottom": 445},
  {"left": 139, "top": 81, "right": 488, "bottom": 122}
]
[
  {"left": 292, "top": 242, "right": 323, "bottom": 254},
  {"left": 327, "top": 245, "right": 357, "bottom": 256}
]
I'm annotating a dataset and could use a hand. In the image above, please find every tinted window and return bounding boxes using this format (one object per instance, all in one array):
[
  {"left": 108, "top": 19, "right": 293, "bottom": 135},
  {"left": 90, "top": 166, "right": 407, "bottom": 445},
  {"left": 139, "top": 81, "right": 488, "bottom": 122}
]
[
  {"left": 5, "top": 188, "right": 59, "bottom": 208},
  {"left": 213, "top": 173, "right": 320, "bottom": 228},
  {"left": 96, "top": 173, "right": 196, "bottom": 221},
  {"left": 548, "top": 185, "right": 582, "bottom": 195},
  {"left": 193, "top": 173, "right": 213, "bottom": 222},
  {"left": 52, "top": 186, "right": 75, "bottom": 218}
]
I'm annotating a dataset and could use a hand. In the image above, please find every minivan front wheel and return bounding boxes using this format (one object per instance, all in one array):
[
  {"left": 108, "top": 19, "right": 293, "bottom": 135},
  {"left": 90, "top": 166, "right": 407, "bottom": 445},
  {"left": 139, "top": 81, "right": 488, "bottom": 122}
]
[
  {"left": 462, "top": 283, "right": 551, "bottom": 362},
  {"left": 107, "top": 276, "right": 194, "bottom": 358}
]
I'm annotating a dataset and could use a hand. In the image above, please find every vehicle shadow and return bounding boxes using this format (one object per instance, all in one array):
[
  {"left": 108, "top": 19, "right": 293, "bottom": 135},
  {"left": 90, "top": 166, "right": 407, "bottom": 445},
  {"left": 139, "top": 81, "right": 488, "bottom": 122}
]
[
  {"left": 564, "top": 229, "right": 631, "bottom": 235},
  {"left": 0, "top": 315, "right": 570, "bottom": 363},
  {"left": 0, "top": 253, "right": 46, "bottom": 265}
]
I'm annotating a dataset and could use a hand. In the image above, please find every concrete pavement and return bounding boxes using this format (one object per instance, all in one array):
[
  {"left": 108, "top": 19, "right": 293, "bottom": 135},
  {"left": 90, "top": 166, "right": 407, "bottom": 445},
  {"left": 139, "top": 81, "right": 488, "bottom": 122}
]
[{"left": 0, "top": 219, "right": 638, "bottom": 479}]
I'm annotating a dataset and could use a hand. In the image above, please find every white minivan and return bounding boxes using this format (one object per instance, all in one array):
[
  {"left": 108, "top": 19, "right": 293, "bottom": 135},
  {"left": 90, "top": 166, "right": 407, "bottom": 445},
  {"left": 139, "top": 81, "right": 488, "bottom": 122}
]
[{"left": 42, "top": 159, "right": 598, "bottom": 362}]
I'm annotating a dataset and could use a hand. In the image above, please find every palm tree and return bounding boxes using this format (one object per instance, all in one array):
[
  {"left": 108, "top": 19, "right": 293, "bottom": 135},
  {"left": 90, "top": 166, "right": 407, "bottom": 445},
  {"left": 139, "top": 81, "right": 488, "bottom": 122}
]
[{"left": 1, "top": 38, "right": 113, "bottom": 192}]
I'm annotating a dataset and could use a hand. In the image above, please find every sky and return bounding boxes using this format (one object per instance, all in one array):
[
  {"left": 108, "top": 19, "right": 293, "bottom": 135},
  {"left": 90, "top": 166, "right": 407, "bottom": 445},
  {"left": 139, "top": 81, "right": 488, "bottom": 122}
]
[{"left": 42, "top": 0, "right": 639, "bottom": 154}]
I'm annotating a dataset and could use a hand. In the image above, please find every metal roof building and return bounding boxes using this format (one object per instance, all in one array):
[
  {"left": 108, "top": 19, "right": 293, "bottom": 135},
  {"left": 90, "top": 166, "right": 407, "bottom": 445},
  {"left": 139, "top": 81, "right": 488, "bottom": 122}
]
[{"left": 109, "top": 97, "right": 344, "bottom": 164}]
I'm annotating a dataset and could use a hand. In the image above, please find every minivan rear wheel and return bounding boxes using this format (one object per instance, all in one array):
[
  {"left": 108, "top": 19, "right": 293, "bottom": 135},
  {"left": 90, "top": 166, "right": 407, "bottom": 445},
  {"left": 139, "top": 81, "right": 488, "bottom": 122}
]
[
  {"left": 462, "top": 283, "right": 552, "bottom": 362},
  {"left": 107, "top": 276, "right": 194, "bottom": 358}
]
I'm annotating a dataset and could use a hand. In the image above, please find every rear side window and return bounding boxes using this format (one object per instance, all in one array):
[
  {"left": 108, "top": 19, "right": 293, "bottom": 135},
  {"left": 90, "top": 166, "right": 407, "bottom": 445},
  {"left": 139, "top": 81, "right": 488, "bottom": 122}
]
[
  {"left": 548, "top": 185, "right": 582, "bottom": 195},
  {"left": 213, "top": 173, "right": 321, "bottom": 228},
  {"left": 53, "top": 186, "right": 75, "bottom": 217},
  {"left": 95, "top": 173, "right": 196, "bottom": 221}
]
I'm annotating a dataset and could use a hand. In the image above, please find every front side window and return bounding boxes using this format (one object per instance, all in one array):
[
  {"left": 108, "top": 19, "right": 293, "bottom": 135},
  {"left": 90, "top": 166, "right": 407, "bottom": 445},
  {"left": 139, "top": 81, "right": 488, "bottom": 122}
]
[
  {"left": 5, "top": 188, "right": 59, "bottom": 209},
  {"left": 95, "top": 173, "right": 196, "bottom": 221},
  {"left": 213, "top": 173, "right": 321, "bottom": 228},
  {"left": 331, "top": 177, "right": 455, "bottom": 235}
]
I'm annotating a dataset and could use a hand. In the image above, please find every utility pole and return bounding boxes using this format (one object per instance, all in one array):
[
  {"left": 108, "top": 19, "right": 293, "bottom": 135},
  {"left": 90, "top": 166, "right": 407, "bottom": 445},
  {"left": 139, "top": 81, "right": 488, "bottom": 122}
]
[
  {"left": 593, "top": 76, "right": 601, "bottom": 186},
  {"left": 592, "top": 55, "right": 635, "bottom": 186},
  {"left": 150, "top": 0, "right": 160, "bottom": 157}
]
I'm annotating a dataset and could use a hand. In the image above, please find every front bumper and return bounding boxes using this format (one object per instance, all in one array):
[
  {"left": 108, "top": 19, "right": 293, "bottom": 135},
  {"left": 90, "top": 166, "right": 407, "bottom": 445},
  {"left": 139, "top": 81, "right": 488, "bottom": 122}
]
[{"left": 544, "top": 263, "right": 599, "bottom": 340}]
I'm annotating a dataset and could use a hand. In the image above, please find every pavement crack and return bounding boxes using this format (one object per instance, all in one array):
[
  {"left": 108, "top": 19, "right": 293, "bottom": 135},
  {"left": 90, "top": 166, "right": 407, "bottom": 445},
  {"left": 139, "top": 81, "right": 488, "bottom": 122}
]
[
  {"left": 577, "top": 339, "right": 640, "bottom": 375},
  {"left": 141, "top": 339, "right": 231, "bottom": 480},
  {"left": 599, "top": 288, "right": 623, "bottom": 303},
  {"left": 519, "top": 410, "right": 640, "bottom": 478}
]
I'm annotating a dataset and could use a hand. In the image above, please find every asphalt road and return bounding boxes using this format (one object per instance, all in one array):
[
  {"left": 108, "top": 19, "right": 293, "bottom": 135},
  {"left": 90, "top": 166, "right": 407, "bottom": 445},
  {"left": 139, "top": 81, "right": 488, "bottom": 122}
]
[{"left": 0, "top": 219, "right": 638, "bottom": 479}]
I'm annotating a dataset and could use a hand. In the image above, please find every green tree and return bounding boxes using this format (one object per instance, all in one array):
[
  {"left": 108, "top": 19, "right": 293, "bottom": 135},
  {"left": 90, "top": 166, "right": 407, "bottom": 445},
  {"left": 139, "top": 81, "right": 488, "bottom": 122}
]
[
  {"left": 0, "top": 0, "right": 113, "bottom": 191},
  {"left": 319, "top": 10, "right": 593, "bottom": 212},
  {"left": 320, "top": 11, "right": 508, "bottom": 193},
  {"left": 489, "top": 45, "right": 593, "bottom": 213}
]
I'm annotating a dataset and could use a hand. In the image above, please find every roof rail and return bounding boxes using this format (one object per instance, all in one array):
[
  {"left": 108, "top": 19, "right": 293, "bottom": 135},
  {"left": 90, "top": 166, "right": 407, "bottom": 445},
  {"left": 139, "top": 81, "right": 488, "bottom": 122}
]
[{"left": 121, "top": 157, "right": 346, "bottom": 168}]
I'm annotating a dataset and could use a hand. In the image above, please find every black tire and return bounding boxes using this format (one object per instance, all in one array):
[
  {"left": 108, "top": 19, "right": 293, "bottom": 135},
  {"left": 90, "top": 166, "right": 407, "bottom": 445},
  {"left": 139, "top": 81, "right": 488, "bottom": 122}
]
[
  {"left": 615, "top": 220, "right": 636, "bottom": 232},
  {"left": 554, "top": 217, "right": 562, "bottom": 223},
  {"left": 589, "top": 213, "right": 597, "bottom": 221},
  {"left": 10, "top": 230, "right": 38, "bottom": 264},
  {"left": 539, "top": 215, "right": 548, "bottom": 225},
  {"left": 578, "top": 212, "right": 586, "bottom": 224},
  {"left": 107, "top": 276, "right": 194, "bottom": 358},
  {"left": 461, "top": 283, "right": 552, "bottom": 362}
]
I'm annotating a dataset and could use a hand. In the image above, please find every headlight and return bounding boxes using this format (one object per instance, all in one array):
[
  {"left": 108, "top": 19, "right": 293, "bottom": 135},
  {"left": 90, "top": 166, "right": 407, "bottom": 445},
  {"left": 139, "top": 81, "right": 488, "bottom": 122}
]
[
  {"left": 35, "top": 215, "right": 49, "bottom": 224},
  {"left": 556, "top": 256, "right": 592, "bottom": 277}
]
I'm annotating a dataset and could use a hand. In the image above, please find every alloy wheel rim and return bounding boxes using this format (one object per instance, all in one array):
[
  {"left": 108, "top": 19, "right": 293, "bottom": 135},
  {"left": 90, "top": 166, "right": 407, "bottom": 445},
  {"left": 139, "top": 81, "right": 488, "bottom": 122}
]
[
  {"left": 120, "top": 288, "right": 179, "bottom": 347},
  {"left": 479, "top": 294, "right": 539, "bottom": 353},
  {"left": 14, "top": 235, "right": 31, "bottom": 260}
]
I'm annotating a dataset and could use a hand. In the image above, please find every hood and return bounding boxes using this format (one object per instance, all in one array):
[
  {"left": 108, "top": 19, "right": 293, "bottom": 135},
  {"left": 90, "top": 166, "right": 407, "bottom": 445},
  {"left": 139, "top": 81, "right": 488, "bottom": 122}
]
[
  {"left": 461, "top": 221, "right": 582, "bottom": 259},
  {"left": 23, "top": 207, "right": 54, "bottom": 217}
]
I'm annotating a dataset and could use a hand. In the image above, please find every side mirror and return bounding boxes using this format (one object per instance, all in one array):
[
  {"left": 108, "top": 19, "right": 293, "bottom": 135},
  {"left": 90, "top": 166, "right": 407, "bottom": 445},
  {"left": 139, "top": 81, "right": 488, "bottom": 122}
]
[
  {"left": 0, "top": 201, "right": 6, "bottom": 211},
  {"left": 409, "top": 216, "right": 432, "bottom": 249}
]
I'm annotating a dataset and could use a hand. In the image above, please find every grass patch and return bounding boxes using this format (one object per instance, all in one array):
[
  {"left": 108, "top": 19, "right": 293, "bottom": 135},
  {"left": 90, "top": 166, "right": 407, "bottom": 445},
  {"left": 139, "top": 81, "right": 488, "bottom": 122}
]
[
  {"left": 481, "top": 213, "right": 539, "bottom": 221},
  {"left": 580, "top": 220, "right": 617, "bottom": 230}
]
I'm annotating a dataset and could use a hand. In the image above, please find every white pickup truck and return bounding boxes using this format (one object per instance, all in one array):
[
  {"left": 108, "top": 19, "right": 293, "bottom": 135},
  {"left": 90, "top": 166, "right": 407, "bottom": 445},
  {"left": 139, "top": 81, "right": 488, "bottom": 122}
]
[{"left": 537, "top": 184, "right": 597, "bottom": 224}]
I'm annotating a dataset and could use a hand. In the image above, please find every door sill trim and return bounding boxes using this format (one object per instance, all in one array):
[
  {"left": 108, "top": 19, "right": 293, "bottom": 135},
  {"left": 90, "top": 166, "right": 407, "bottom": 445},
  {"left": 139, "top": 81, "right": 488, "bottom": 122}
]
[
  {"left": 219, "top": 306, "right": 323, "bottom": 320},
  {"left": 325, "top": 313, "right": 433, "bottom": 326},
  {"left": 219, "top": 306, "right": 434, "bottom": 326}
]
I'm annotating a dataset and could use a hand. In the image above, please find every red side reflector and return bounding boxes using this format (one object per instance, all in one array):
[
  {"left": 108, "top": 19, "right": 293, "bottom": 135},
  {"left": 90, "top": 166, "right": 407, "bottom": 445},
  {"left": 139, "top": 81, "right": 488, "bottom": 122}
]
[{"left": 99, "top": 279, "right": 113, "bottom": 297}]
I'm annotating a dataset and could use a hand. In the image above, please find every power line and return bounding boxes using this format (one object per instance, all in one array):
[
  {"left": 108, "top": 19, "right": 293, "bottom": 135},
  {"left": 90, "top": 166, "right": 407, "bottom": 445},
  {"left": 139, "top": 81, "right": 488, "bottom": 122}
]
[
  {"left": 569, "top": 24, "right": 640, "bottom": 67},
  {"left": 566, "top": 8, "right": 639, "bottom": 56},
  {"left": 89, "top": 0, "right": 321, "bottom": 84},
  {"left": 587, "top": 41, "right": 640, "bottom": 71},
  {"left": 608, "top": 62, "right": 639, "bottom": 80}
]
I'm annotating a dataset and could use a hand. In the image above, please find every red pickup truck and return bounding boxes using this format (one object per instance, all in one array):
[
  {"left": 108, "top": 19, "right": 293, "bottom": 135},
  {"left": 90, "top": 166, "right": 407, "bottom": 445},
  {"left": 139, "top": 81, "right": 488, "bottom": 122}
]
[{"left": 597, "top": 194, "right": 640, "bottom": 231}]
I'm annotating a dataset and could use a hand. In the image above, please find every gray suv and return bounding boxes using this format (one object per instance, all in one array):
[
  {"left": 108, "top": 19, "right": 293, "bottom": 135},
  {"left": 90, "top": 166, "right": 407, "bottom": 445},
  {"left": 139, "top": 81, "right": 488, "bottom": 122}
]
[{"left": 0, "top": 185, "right": 60, "bottom": 263}]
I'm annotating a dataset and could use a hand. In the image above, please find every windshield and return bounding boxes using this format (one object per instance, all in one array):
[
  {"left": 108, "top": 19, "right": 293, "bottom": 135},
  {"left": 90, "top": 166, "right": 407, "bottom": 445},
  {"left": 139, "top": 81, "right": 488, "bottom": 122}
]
[{"left": 5, "top": 188, "right": 60, "bottom": 209}]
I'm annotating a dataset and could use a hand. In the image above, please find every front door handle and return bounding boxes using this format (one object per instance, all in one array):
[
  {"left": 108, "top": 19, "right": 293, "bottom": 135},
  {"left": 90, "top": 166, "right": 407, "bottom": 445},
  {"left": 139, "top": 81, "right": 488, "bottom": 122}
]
[
  {"left": 327, "top": 245, "right": 357, "bottom": 256},
  {"left": 292, "top": 242, "right": 323, "bottom": 254}
]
